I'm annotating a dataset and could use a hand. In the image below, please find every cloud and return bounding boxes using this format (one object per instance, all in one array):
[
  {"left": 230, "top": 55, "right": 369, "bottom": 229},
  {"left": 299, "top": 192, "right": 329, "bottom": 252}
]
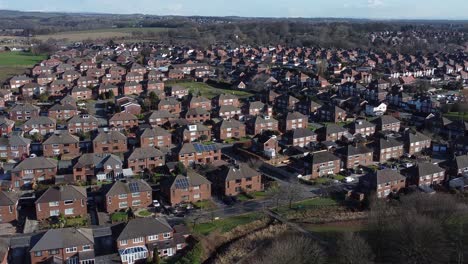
[{"left": 367, "top": 0, "right": 384, "bottom": 8}]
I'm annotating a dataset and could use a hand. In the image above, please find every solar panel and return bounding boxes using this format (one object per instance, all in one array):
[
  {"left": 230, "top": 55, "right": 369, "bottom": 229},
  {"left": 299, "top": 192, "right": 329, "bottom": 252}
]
[
  {"left": 175, "top": 178, "right": 190, "bottom": 189},
  {"left": 194, "top": 143, "right": 217, "bottom": 153},
  {"left": 129, "top": 182, "right": 140, "bottom": 193}
]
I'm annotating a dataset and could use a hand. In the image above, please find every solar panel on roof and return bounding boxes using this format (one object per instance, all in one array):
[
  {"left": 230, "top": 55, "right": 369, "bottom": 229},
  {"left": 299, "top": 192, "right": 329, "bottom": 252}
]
[
  {"left": 194, "top": 143, "right": 217, "bottom": 153},
  {"left": 175, "top": 178, "right": 190, "bottom": 189},
  {"left": 129, "top": 182, "right": 140, "bottom": 193}
]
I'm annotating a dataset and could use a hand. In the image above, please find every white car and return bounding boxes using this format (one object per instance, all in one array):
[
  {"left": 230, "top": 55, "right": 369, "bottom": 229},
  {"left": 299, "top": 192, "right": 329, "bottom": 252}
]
[{"left": 152, "top": 200, "right": 160, "bottom": 207}]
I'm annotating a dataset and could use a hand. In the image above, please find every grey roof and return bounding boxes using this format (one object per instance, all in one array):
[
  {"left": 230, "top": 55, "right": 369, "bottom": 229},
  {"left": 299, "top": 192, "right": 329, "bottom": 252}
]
[
  {"left": 30, "top": 228, "right": 94, "bottom": 252},
  {"left": 158, "top": 97, "right": 180, "bottom": 106},
  {"left": 186, "top": 108, "right": 209, "bottom": 116},
  {"left": 93, "top": 130, "right": 126, "bottom": 142},
  {"left": 110, "top": 112, "right": 137, "bottom": 121},
  {"left": 0, "top": 134, "right": 31, "bottom": 147},
  {"left": 219, "top": 119, "right": 245, "bottom": 129},
  {"left": 190, "top": 96, "right": 210, "bottom": 104},
  {"left": 22, "top": 116, "right": 56, "bottom": 126},
  {"left": 148, "top": 110, "right": 176, "bottom": 119},
  {"left": 10, "top": 103, "right": 39, "bottom": 112},
  {"left": 251, "top": 116, "right": 278, "bottom": 125},
  {"left": 217, "top": 94, "right": 239, "bottom": 101},
  {"left": 286, "top": 111, "right": 307, "bottom": 121},
  {"left": 35, "top": 185, "right": 87, "bottom": 203},
  {"left": 71, "top": 86, "right": 91, "bottom": 93},
  {"left": 43, "top": 132, "right": 79, "bottom": 145},
  {"left": 349, "top": 119, "right": 375, "bottom": 130},
  {"left": 376, "top": 169, "right": 405, "bottom": 184},
  {"left": 170, "top": 171, "right": 210, "bottom": 189},
  {"left": 220, "top": 163, "right": 259, "bottom": 181},
  {"left": 68, "top": 114, "right": 98, "bottom": 124},
  {"left": 103, "top": 179, "right": 152, "bottom": 196},
  {"left": 374, "top": 115, "right": 400, "bottom": 125},
  {"left": 308, "top": 151, "right": 340, "bottom": 164},
  {"left": 117, "top": 217, "right": 172, "bottom": 241},
  {"left": 0, "top": 191, "right": 17, "bottom": 206},
  {"left": 455, "top": 155, "right": 468, "bottom": 169},
  {"left": 128, "top": 147, "right": 164, "bottom": 160},
  {"left": 291, "top": 128, "right": 316, "bottom": 139},
  {"left": 178, "top": 142, "right": 218, "bottom": 155},
  {"left": 377, "top": 138, "right": 403, "bottom": 149},
  {"left": 49, "top": 103, "right": 77, "bottom": 111},
  {"left": 336, "top": 145, "right": 372, "bottom": 156},
  {"left": 249, "top": 101, "right": 265, "bottom": 109},
  {"left": 12, "top": 157, "right": 57, "bottom": 172},
  {"left": 219, "top": 105, "right": 241, "bottom": 113},
  {"left": 0, "top": 117, "right": 14, "bottom": 128},
  {"left": 405, "top": 162, "right": 444, "bottom": 177},
  {"left": 183, "top": 123, "right": 210, "bottom": 132},
  {"left": 324, "top": 124, "right": 347, "bottom": 134},
  {"left": 406, "top": 131, "right": 431, "bottom": 143},
  {"left": 74, "top": 153, "right": 122, "bottom": 168},
  {"left": 140, "top": 127, "right": 171, "bottom": 138}
]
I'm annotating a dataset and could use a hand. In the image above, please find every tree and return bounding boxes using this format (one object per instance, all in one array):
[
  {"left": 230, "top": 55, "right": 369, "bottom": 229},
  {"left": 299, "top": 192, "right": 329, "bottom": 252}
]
[
  {"left": 149, "top": 91, "right": 159, "bottom": 110},
  {"left": 336, "top": 232, "right": 374, "bottom": 264},
  {"left": 108, "top": 89, "right": 115, "bottom": 99},
  {"left": 281, "top": 182, "right": 303, "bottom": 209},
  {"left": 174, "top": 162, "right": 187, "bottom": 175},
  {"left": 152, "top": 246, "right": 160, "bottom": 264}
]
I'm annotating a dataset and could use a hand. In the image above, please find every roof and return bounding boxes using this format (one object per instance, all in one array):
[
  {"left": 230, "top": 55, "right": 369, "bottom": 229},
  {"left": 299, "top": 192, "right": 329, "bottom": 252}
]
[
  {"left": 170, "top": 171, "right": 211, "bottom": 189},
  {"left": 0, "top": 191, "right": 18, "bottom": 206},
  {"left": 405, "top": 131, "right": 431, "bottom": 143},
  {"left": 140, "top": 126, "right": 171, "bottom": 138},
  {"left": 219, "top": 163, "right": 260, "bottom": 181},
  {"left": 68, "top": 114, "right": 98, "bottom": 124},
  {"left": 219, "top": 119, "right": 245, "bottom": 129},
  {"left": 307, "top": 151, "right": 340, "bottom": 164},
  {"left": 74, "top": 153, "right": 122, "bottom": 168},
  {"left": 11, "top": 103, "right": 40, "bottom": 112},
  {"left": 22, "top": 116, "right": 56, "bottom": 126},
  {"left": 148, "top": 110, "right": 176, "bottom": 119},
  {"left": 128, "top": 147, "right": 164, "bottom": 160},
  {"left": 286, "top": 111, "right": 307, "bottom": 121},
  {"left": 455, "top": 155, "right": 468, "bottom": 169},
  {"left": 12, "top": 157, "right": 57, "bottom": 172},
  {"left": 93, "top": 130, "right": 126, "bottom": 142},
  {"left": 36, "top": 185, "right": 87, "bottom": 203},
  {"left": 178, "top": 143, "right": 218, "bottom": 155},
  {"left": 110, "top": 112, "right": 137, "bottom": 121},
  {"left": 375, "top": 169, "right": 405, "bottom": 184},
  {"left": 30, "top": 228, "right": 93, "bottom": 252},
  {"left": 43, "top": 132, "right": 79, "bottom": 145},
  {"left": 290, "top": 128, "right": 316, "bottom": 139},
  {"left": 190, "top": 96, "right": 210, "bottom": 104},
  {"left": 323, "top": 124, "right": 347, "bottom": 134},
  {"left": 336, "top": 145, "right": 372, "bottom": 156},
  {"left": 117, "top": 218, "right": 172, "bottom": 241},
  {"left": 103, "top": 179, "right": 152, "bottom": 196},
  {"left": 186, "top": 108, "right": 209, "bottom": 116},
  {"left": 374, "top": 115, "right": 400, "bottom": 125},
  {"left": 348, "top": 119, "right": 375, "bottom": 130},
  {"left": 377, "top": 138, "right": 403, "bottom": 149},
  {"left": 404, "top": 162, "right": 444, "bottom": 177}
]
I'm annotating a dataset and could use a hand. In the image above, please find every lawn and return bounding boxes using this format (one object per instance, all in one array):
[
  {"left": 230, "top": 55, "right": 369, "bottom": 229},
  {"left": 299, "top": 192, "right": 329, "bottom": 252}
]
[
  {"left": 34, "top": 27, "right": 169, "bottom": 42},
  {"left": 111, "top": 212, "right": 128, "bottom": 223},
  {"left": 65, "top": 216, "right": 87, "bottom": 227},
  {"left": 294, "top": 198, "right": 338, "bottom": 208},
  {"left": 193, "top": 200, "right": 217, "bottom": 210},
  {"left": 135, "top": 209, "right": 152, "bottom": 217},
  {"left": 236, "top": 193, "right": 253, "bottom": 201},
  {"left": 167, "top": 81, "right": 253, "bottom": 99},
  {"left": 0, "top": 52, "right": 46, "bottom": 82},
  {"left": 192, "top": 213, "right": 262, "bottom": 235}
]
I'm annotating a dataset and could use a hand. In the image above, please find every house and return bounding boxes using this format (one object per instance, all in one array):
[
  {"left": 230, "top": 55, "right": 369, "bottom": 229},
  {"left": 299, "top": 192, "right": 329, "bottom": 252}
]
[
  {"left": 93, "top": 130, "right": 128, "bottom": 154},
  {"left": 102, "top": 179, "right": 152, "bottom": 213},
  {"left": 73, "top": 153, "right": 123, "bottom": 182},
  {"left": 9, "top": 103, "right": 40, "bottom": 121},
  {"left": 451, "top": 155, "right": 468, "bottom": 176},
  {"left": 67, "top": 114, "right": 99, "bottom": 134},
  {"left": 347, "top": 119, "right": 376, "bottom": 137},
  {"left": 246, "top": 115, "right": 279, "bottom": 135},
  {"left": 244, "top": 101, "right": 265, "bottom": 116},
  {"left": 122, "top": 82, "right": 143, "bottom": 95},
  {"left": 316, "top": 124, "right": 348, "bottom": 142},
  {"left": 179, "top": 123, "right": 211, "bottom": 143},
  {"left": 403, "top": 131, "right": 431, "bottom": 155},
  {"left": 183, "top": 108, "right": 211, "bottom": 123},
  {"left": 0, "top": 191, "right": 18, "bottom": 223},
  {"left": 281, "top": 111, "right": 308, "bottom": 132},
  {"left": 42, "top": 132, "right": 80, "bottom": 158},
  {"left": 214, "top": 119, "right": 246, "bottom": 141},
  {"left": 335, "top": 145, "right": 373, "bottom": 170},
  {"left": 117, "top": 218, "right": 187, "bottom": 263},
  {"left": 373, "top": 138, "right": 404, "bottom": 163},
  {"left": 30, "top": 228, "right": 95, "bottom": 264},
  {"left": 162, "top": 171, "right": 211, "bottom": 206},
  {"left": 70, "top": 86, "right": 92, "bottom": 100},
  {"left": 170, "top": 86, "right": 189, "bottom": 99},
  {"left": 402, "top": 162, "right": 445, "bottom": 187},
  {"left": 0, "top": 117, "right": 14, "bottom": 136},
  {"left": 373, "top": 115, "right": 401, "bottom": 132},
  {"left": 139, "top": 127, "right": 172, "bottom": 148},
  {"left": 304, "top": 151, "right": 341, "bottom": 179},
  {"left": 275, "top": 94, "right": 300, "bottom": 112},
  {"left": 211, "top": 163, "right": 263, "bottom": 196},
  {"left": 317, "top": 105, "right": 346, "bottom": 123},
  {"left": 296, "top": 100, "right": 321, "bottom": 116},
  {"left": 98, "top": 83, "right": 119, "bottom": 96},
  {"left": 157, "top": 98, "right": 182, "bottom": 114},
  {"left": 252, "top": 134, "right": 280, "bottom": 159},
  {"left": 109, "top": 112, "right": 138, "bottom": 130},
  {"left": 35, "top": 185, "right": 87, "bottom": 221},
  {"left": 11, "top": 157, "right": 58, "bottom": 189},
  {"left": 0, "top": 134, "right": 31, "bottom": 161},
  {"left": 217, "top": 105, "right": 242, "bottom": 120},
  {"left": 188, "top": 96, "right": 212, "bottom": 110},
  {"left": 127, "top": 147, "right": 165, "bottom": 173},
  {"left": 177, "top": 143, "right": 221, "bottom": 167},
  {"left": 360, "top": 169, "right": 406, "bottom": 198},
  {"left": 148, "top": 110, "right": 177, "bottom": 127},
  {"left": 22, "top": 116, "right": 56, "bottom": 136},
  {"left": 284, "top": 128, "right": 317, "bottom": 148},
  {"left": 48, "top": 103, "right": 79, "bottom": 121},
  {"left": 212, "top": 94, "right": 240, "bottom": 107}
]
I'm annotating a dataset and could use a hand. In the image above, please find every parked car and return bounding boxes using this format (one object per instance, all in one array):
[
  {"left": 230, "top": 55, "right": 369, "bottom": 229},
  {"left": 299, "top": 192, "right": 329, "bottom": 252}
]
[{"left": 153, "top": 200, "right": 160, "bottom": 207}]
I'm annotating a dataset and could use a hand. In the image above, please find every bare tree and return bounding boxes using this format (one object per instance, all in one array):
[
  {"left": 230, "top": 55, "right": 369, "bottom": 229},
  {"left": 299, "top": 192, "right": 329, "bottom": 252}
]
[{"left": 336, "top": 232, "right": 374, "bottom": 264}]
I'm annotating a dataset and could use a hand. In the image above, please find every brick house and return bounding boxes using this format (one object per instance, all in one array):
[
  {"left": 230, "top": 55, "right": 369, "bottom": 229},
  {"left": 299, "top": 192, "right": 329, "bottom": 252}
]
[
  {"left": 246, "top": 115, "right": 279, "bottom": 135},
  {"left": 177, "top": 143, "right": 221, "bottom": 167},
  {"left": 212, "top": 94, "right": 240, "bottom": 108},
  {"left": 93, "top": 130, "right": 128, "bottom": 154},
  {"left": 98, "top": 83, "right": 119, "bottom": 96},
  {"left": 281, "top": 111, "right": 308, "bottom": 132},
  {"left": 284, "top": 128, "right": 317, "bottom": 148},
  {"left": 403, "top": 131, "right": 431, "bottom": 155},
  {"left": 316, "top": 124, "right": 348, "bottom": 142},
  {"left": 184, "top": 108, "right": 211, "bottom": 123},
  {"left": 336, "top": 145, "right": 373, "bottom": 170},
  {"left": 158, "top": 98, "right": 182, "bottom": 114},
  {"left": 170, "top": 85, "right": 189, "bottom": 99},
  {"left": 127, "top": 147, "right": 165, "bottom": 173},
  {"left": 70, "top": 86, "right": 93, "bottom": 101},
  {"left": 0, "top": 191, "right": 18, "bottom": 223},
  {"left": 296, "top": 100, "right": 321, "bottom": 116},
  {"left": 317, "top": 105, "right": 347, "bottom": 123},
  {"left": 347, "top": 119, "right": 376, "bottom": 137},
  {"left": 29, "top": 228, "right": 95, "bottom": 264},
  {"left": 179, "top": 123, "right": 211, "bottom": 143},
  {"left": 48, "top": 103, "right": 79, "bottom": 121},
  {"left": 9, "top": 103, "right": 40, "bottom": 121},
  {"left": 210, "top": 164, "right": 263, "bottom": 196},
  {"left": 275, "top": 94, "right": 300, "bottom": 112},
  {"left": 67, "top": 114, "right": 99, "bottom": 134},
  {"left": 140, "top": 127, "right": 172, "bottom": 148},
  {"left": 21, "top": 116, "right": 56, "bottom": 136},
  {"left": 360, "top": 169, "right": 406, "bottom": 198},
  {"left": 123, "top": 82, "right": 143, "bottom": 95},
  {"left": 9, "top": 75, "right": 31, "bottom": 89},
  {"left": 304, "top": 151, "right": 341, "bottom": 179},
  {"left": 252, "top": 134, "right": 280, "bottom": 159},
  {"left": 11, "top": 157, "right": 58, "bottom": 189},
  {"left": 373, "top": 115, "right": 401, "bottom": 132},
  {"left": 162, "top": 171, "right": 211, "bottom": 206},
  {"left": 102, "top": 179, "right": 152, "bottom": 213},
  {"left": 117, "top": 218, "right": 187, "bottom": 263},
  {"left": 73, "top": 153, "right": 123, "bottom": 182},
  {"left": 244, "top": 101, "right": 265, "bottom": 116},
  {"left": 188, "top": 96, "right": 212, "bottom": 110},
  {"left": 148, "top": 110, "right": 177, "bottom": 127},
  {"left": 214, "top": 119, "right": 246, "bottom": 141},
  {"left": 373, "top": 138, "right": 404, "bottom": 163},
  {"left": 0, "top": 117, "right": 14, "bottom": 136},
  {"left": 35, "top": 185, "right": 87, "bottom": 221},
  {"left": 402, "top": 162, "right": 445, "bottom": 187},
  {"left": 145, "top": 80, "right": 164, "bottom": 92},
  {"left": 42, "top": 132, "right": 80, "bottom": 158},
  {"left": 0, "top": 135, "right": 31, "bottom": 161},
  {"left": 168, "top": 69, "right": 185, "bottom": 80},
  {"left": 109, "top": 112, "right": 139, "bottom": 130}
]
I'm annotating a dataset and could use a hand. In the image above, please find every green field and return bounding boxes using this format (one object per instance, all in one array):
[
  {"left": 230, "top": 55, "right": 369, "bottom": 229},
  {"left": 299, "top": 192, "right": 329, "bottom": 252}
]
[
  {"left": 167, "top": 81, "right": 253, "bottom": 99},
  {"left": 192, "top": 213, "right": 262, "bottom": 235},
  {"left": 0, "top": 52, "right": 46, "bottom": 83},
  {"left": 35, "top": 27, "right": 169, "bottom": 42}
]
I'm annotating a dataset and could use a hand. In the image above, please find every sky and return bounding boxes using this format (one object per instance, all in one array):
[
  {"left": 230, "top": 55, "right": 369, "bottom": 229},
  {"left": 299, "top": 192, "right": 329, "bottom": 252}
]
[{"left": 0, "top": 0, "right": 466, "bottom": 20}]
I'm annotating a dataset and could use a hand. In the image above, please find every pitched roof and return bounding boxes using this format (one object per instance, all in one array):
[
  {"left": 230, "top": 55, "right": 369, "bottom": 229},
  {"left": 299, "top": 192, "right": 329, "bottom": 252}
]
[
  {"left": 307, "top": 151, "right": 340, "bottom": 164},
  {"left": 286, "top": 111, "right": 307, "bottom": 121},
  {"left": 377, "top": 138, "right": 403, "bottom": 149},
  {"left": 455, "top": 155, "right": 468, "bottom": 169},
  {"left": 74, "top": 153, "right": 122, "bottom": 168},
  {"left": 117, "top": 218, "right": 172, "bottom": 241},
  {"left": 405, "top": 131, "right": 431, "bottom": 143},
  {"left": 103, "top": 179, "right": 152, "bottom": 196},
  {"left": 30, "top": 228, "right": 94, "bottom": 252},
  {"left": 374, "top": 115, "right": 400, "bottom": 125},
  {"left": 404, "top": 162, "right": 444, "bottom": 177},
  {"left": 12, "top": 157, "right": 57, "bottom": 171},
  {"left": 140, "top": 127, "right": 171, "bottom": 138},
  {"left": 43, "top": 132, "right": 79, "bottom": 145},
  {"left": 35, "top": 185, "right": 86, "bottom": 203},
  {"left": 336, "top": 145, "right": 372, "bottom": 156},
  {"left": 93, "top": 130, "right": 126, "bottom": 142},
  {"left": 219, "top": 163, "right": 259, "bottom": 181},
  {"left": 375, "top": 169, "right": 405, "bottom": 184},
  {"left": 219, "top": 119, "right": 245, "bottom": 129},
  {"left": 128, "top": 147, "right": 164, "bottom": 160},
  {"left": 110, "top": 112, "right": 138, "bottom": 121},
  {"left": 0, "top": 191, "right": 17, "bottom": 206},
  {"left": 170, "top": 171, "right": 211, "bottom": 189}
]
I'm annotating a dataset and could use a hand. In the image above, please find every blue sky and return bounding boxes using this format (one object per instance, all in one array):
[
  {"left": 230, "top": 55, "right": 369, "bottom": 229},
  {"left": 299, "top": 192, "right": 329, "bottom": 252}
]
[{"left": 0, "top": 0, "right": 466, "bottom": 19}]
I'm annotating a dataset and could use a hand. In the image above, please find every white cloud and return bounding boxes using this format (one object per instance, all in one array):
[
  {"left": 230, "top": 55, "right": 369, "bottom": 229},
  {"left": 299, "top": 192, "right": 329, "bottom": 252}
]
[{"left": 368, "top": 0, "right": 384, "bottom": 8}]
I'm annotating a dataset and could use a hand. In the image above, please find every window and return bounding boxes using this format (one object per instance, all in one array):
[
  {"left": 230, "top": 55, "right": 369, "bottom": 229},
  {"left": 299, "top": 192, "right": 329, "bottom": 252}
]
[
  {"left": 118, "top": 194, "right": 127, "bottom": 199},
  {"left": 34, "top": 251, "right": 42, "bottom": 257},
  {"left": 65, "top": 247, "right": 77, "bottom": 253},
  {"left": 163, "top": 233, "right": 171, "bottom": 239},
  {"left": 49, "top": 249, "right": 59, "bottom": 255},
  {"left": 133, "top": 237, "right": 144, "bottom": 243},
  {"left": 132, "top": 200, "right": 141, "bottom": 207},
  {"left": 65, "top": 208, "right": 74, "bottom": 215},
  {"left": 50, "top": 210, "right": 60, "bottom": 217},
  {"left": 83, "top": 245, "right": 92, "bottom": 251},
  {"left": 49, "top": 201, "right": 59, "bottom": 207},
  {"left": 131, "top": 192, "right": 139, "bottom": 198},
  {"left": 120, "top": 240, "right": 127, "bottom": 246},
  {"left": 119, "top": 202, "right": 128, "bottom": 209},
  {"left": 177, "top": 244, "right": 183, "bottom": 250},
  {"left": 148, "top": 235, "right": 158, "bottom": 241},
  {"left": 64, "top": 200, "right": 73, "bottom": 205}
]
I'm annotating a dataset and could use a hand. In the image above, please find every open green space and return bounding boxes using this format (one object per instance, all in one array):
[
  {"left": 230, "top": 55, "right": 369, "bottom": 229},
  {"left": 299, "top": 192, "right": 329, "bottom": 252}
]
[
  {"left": 35, "top": 27, "right": 169, "bottom": 42},
  {"left": 0, "top": 51, "right": 46, "bottom": 83},
  {"left": 192, "top": 213, "right": 262, "bottom": 235},
  {"left": 111, "top": 212, "right": 128, "bottom": 223},
  {"left": 167, "top": 81, "right": 253, "bottom": 99},
  {"left": 193, "top": 200, "right": 217, "bottom": 210}
]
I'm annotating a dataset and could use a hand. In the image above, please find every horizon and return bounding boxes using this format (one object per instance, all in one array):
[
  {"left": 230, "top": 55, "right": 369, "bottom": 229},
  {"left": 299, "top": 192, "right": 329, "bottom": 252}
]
[{"left": 0, "top": 0, "right": 467, "bottom": 20}]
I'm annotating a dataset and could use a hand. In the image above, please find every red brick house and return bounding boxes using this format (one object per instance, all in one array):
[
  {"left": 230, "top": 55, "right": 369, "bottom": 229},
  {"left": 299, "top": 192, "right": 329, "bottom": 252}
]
[
  {"left": 148, "top": 110, "right": 177, "bottom": 127},
  {"left": 140, "top": 127, "right": 172, "bottom": 148},
  {"left": 188, "top": 96, "right": 212, "bottom": 110},
  {"left": 162, "top": 171, "right": 211, "bottom": 206},
  {"left": 158, "top": 98, "right": 182, "bottom": 114},
  {"left": 184, "top": 108, "right": 211, "bottom": 123},
  {"left": 210, "top": 164, "right": 263, "bottom": 196},
  {"left": 373, "top": 138, "right": 404, "bottom": 163},
  {"left": 21, "top": 116, "right": 56, "bottom": 136},
  {"left": 93, "top": 130, "right": 128, "bottom": 154},
  {"left": 48, "top": 103, "right": 78, "bottom": 121},
  {"left": 35, "top": 185, "right": 87, "bottom": 221},
  {"left": 404, "top": 131, "right": 431, "bottom": 155},
  {"left": 127, "top": 147, "right": 165, "bottom": 173},
  {"left": 67, "top": 114, "right": 99, "bottom": 134},
  {"left": 70, "top": 86, "right": 92, "bottom": 101},
  {"left": 317, "top": 105, "right": 347, "bottom": 123},
  {"left": 73, "top": 153, "right": 123, "bottom": 182},
  {"left": 336, "top": 145, "right": 373, "bottom": 170},
  {"left": 281, "top": 111, "right": 308, "bottom": 132},
  {"left": 11, "top": 157, "right": 58, "bottom": 189},
  {"left": 246, "top": 115, "right": 279, "bottom": 135},
  {"left": 212, "top": 94, "right": 240, "bottom": 108},
  {"left": 170, "top": 86, "right": 189, "bottom": 99},
  {"left": 284, "top": 128, "right": 317, "bottom": 148},
  {"left": 42, "top": 132, "right": 80, "bottom": 158},
  {"left": 102, "top": 179, "right": 152, "bottom": 213},
  {"left": 122, "top": 82, "right": 143, "bottom": 96},
  {"left": 0, "top": 117, "right": 14, "bottom": 136},
  {"left": 9, "top": 103, "right": 40, "bottom": 121},
  {"left": 179, "top": 123, "right": 211, "bottom": 143},
  {"left": 402, "top": 162, "right": 445, "bottom": 187},
  {"left": 373, "top": 115, "right": 401, "bottom": 132},
  {"left": 360, "top": 169, "right": 406, "bottom": 198},
  {"left": 214, "top": 119, "right": 246, "bottom": 141},
  {"left": 0, "top": 134, "right": 31, "bottom": 161},
  {"left": 316, "top": 124, "right": 348, "bottom": 142},
  {"left": 109, "top": 112, "right": 139, "bottom": 130},
  {"left": 177, "top": 143, "right": 221, "bottom": 167},
  {"left": 0, "top": 191, "right": 18, "bottom": 223},
  {"left": 304, "top": 151, "right": 341, "bottom": 179}
]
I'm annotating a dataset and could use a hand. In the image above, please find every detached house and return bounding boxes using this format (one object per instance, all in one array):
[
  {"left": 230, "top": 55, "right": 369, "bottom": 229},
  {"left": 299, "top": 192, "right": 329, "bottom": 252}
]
[
  {"left": 285, "top": 128, "right": 317, "bottom": 148},
  {"left": 336, "top": 145, "right": 373, "bottom": 170},
  {"left": 0, "top": 191, "right": 18, "bottom": 223},
  {"left": 214, "top": 119, "right": 246, "bottom": 141},
  {"left": 347, "top": 119, "right": 375, "bottom": 137},
  {"left": 0, "top": 134, "right": 31, "bottom": 161},
  {"left": 48, "top": 103, "right": 78, "bottom": 121},
  {"left": 212, "top": 94, "right": 240, "bottom": 107},
  {"left": 403, "top": 131, "right": 431, "bottom": 155},
  {"left": 373, "top": 138, "right": 404, "bottom": 163},
  {"left": 246, "top": 115, "right": 279, "bottom": 135},
  {"left": 109, "top": 112, "right": 139, "bottom": 130},
  {"left": 148, "top": 110, "right": 176, "bottom": 127},
  {"left": 281, "top": 111, "right": 308, "bottom": 132},
  {"left": 188, "top": 96, "right": 212, "bottom": 110},
  {"left": 183, "top": 108, "right": 210, "bottom": 123},
  {"left": 35, "top": 185, "right": 87, "bottom": 221},
  {"left": 158, "top": 98, "right": 182, "bottom": 114},
  {"left": 162, "top": 171, "right": 211, "bottom": 206},
  {"left": 22, "top": 116, "right": 56, "bottom": 136},
  {"left": 316, "top": 124, "right": 348, "bottom": 142},
  {"left": 0, "top": 117, "right": 14, "bottom": 136},
  {"left": 11, "top": 157, "right": 58, "bottom": 189},
  {"left": 9, "top": 103, "right": 40, "bottom": 121},
  {"left": 102, "top": 179, "right": 152, "bottom": 213},
  {"left": 73, "top": 153, "right": 123, "bottom": 182},
  {"left": 317, "top": 105, "right": 346, "bottom": 123},
  {"left": 67, "top": 114, "right": 99, "bottom": 134},
  {"left": 373, "top": 115, "right": 401, "bottom": 132}
]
